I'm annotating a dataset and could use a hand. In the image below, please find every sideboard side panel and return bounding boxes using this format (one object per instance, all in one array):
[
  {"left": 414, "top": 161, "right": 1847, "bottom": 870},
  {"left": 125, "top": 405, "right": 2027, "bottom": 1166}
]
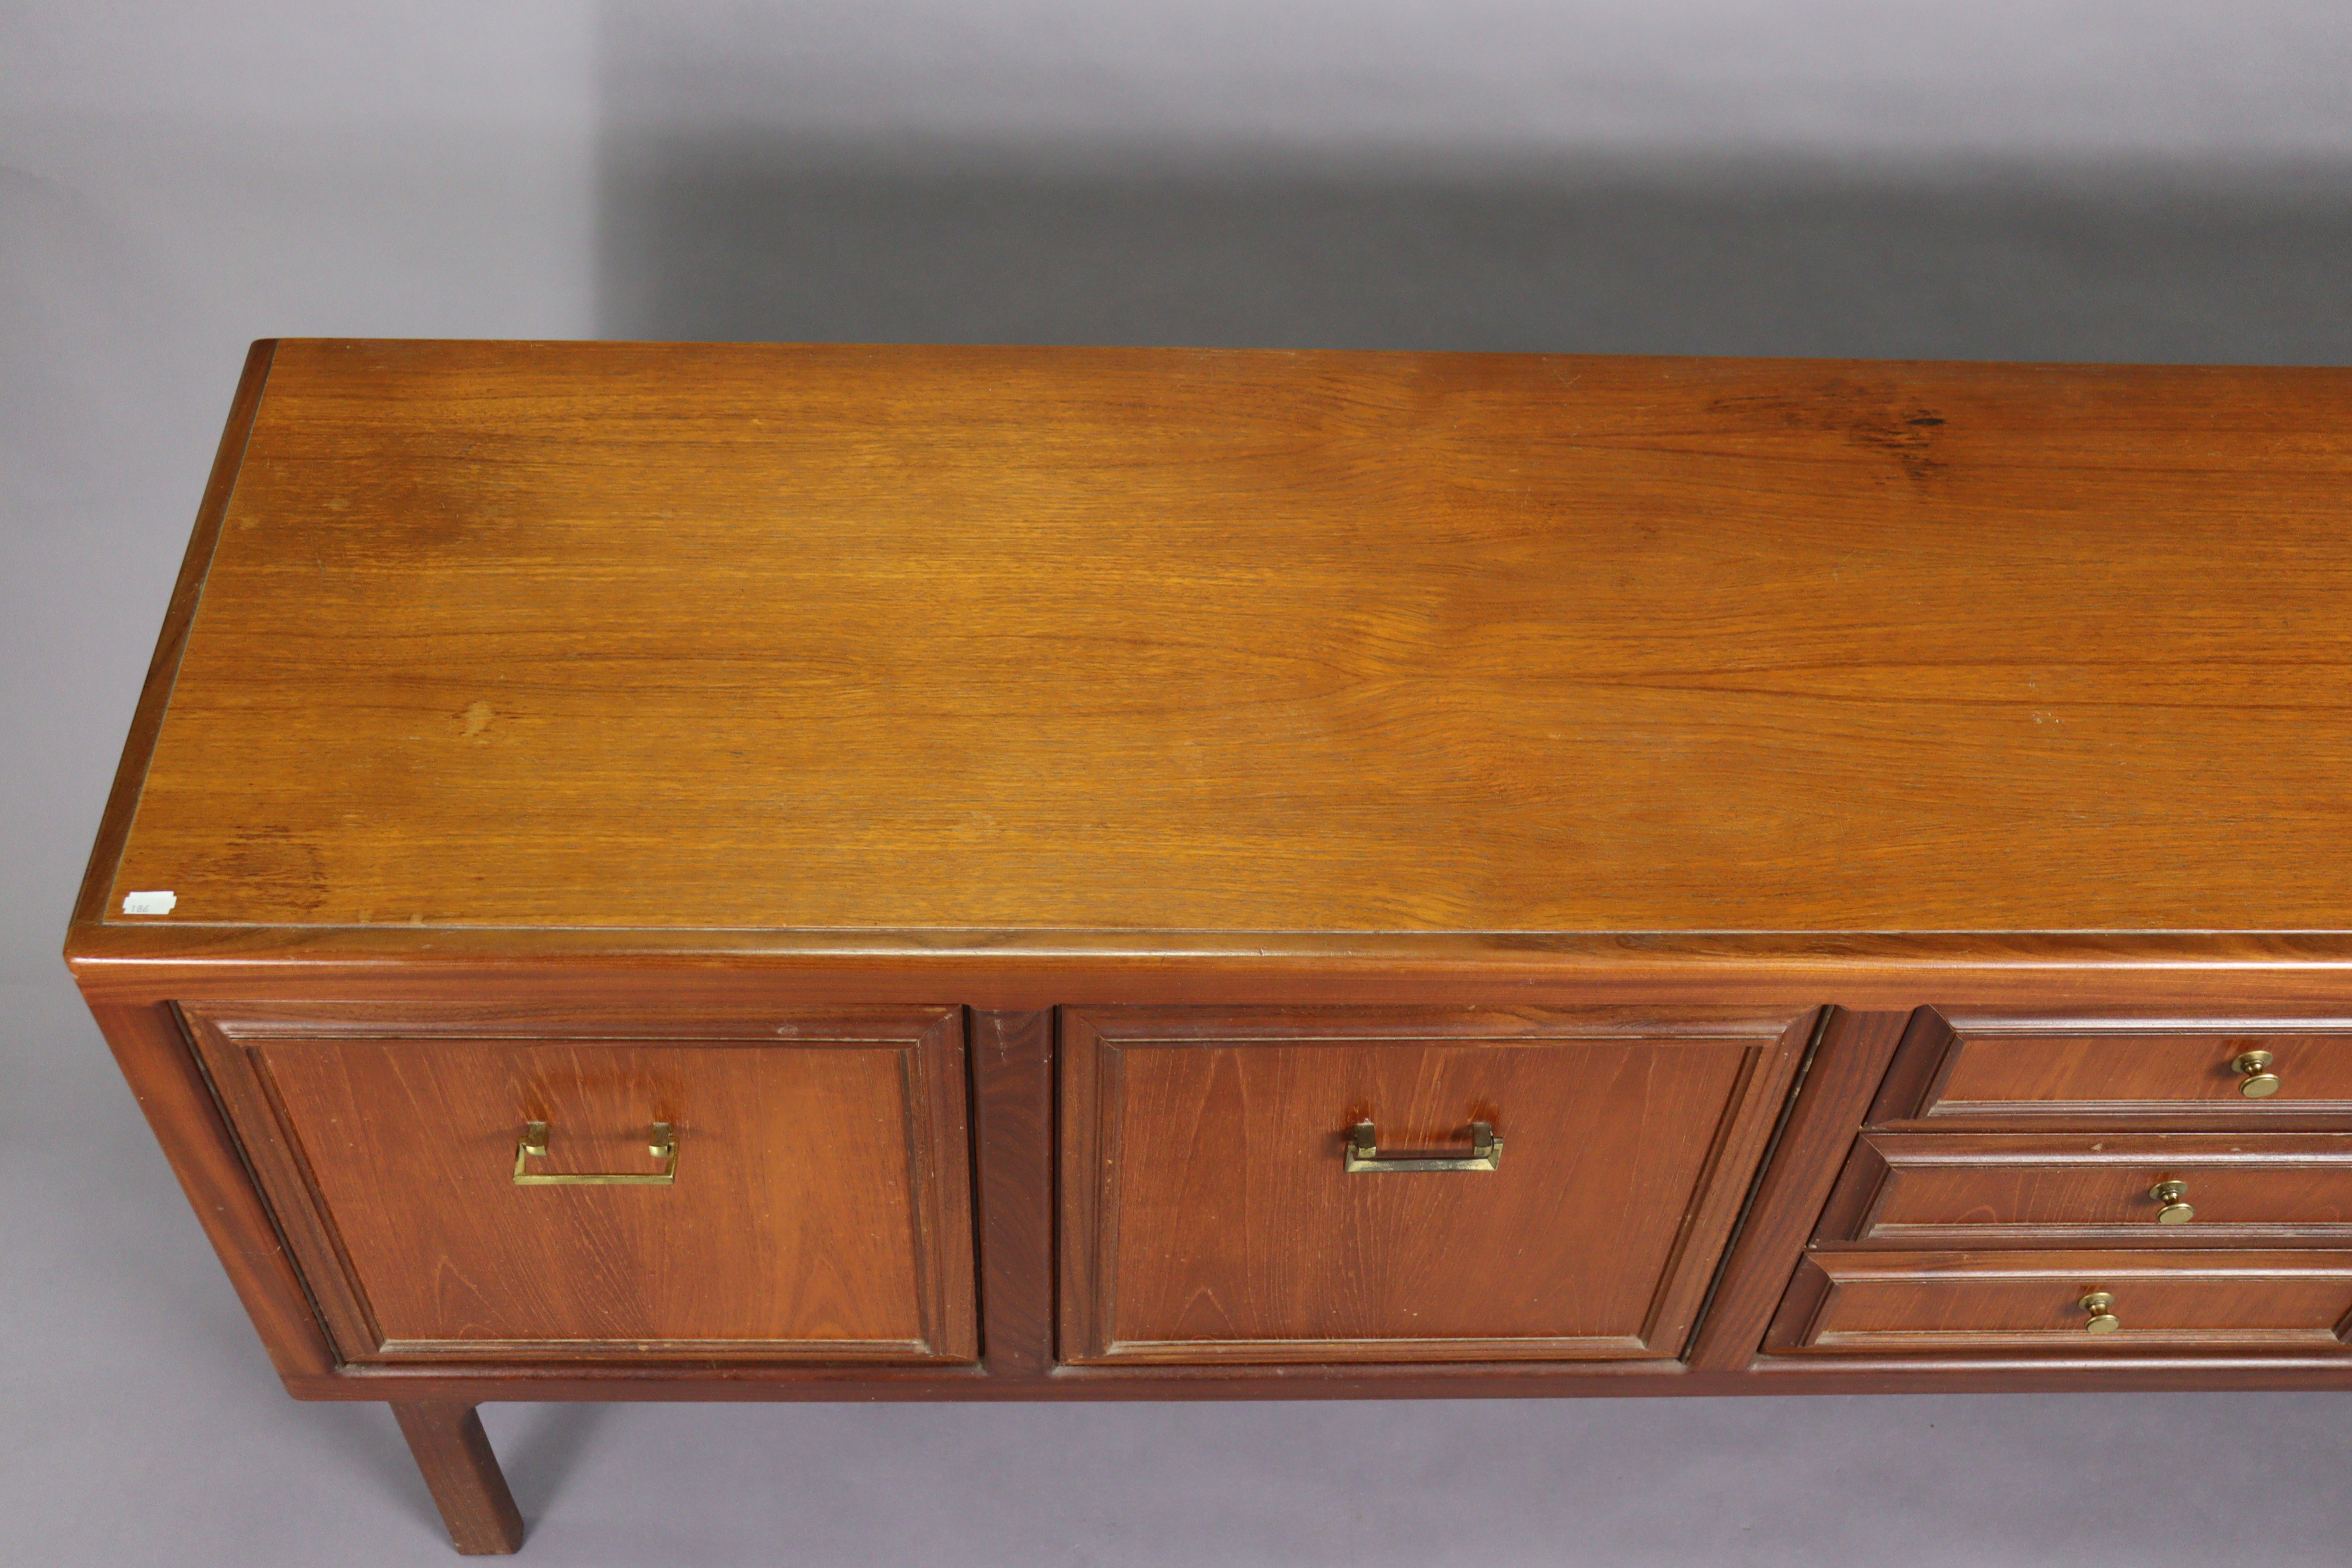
[{"left": 87, "top": 998, "right": 338, "bottom": 1379}]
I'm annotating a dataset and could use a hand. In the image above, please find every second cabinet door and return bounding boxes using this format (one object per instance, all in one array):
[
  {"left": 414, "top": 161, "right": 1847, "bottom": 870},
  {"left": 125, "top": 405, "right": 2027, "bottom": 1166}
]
[{"left": 1060, "top": 1006, "right": 1815, "bottom": 1364}]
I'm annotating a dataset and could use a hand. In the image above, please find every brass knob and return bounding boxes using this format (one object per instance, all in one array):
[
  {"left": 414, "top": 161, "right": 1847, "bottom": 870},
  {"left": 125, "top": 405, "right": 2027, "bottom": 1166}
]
[
  {"left": 2235, "top": 1050, "right": 2281, "bottom": 1097},
  {"left": 2080, "top": 1291, "right": 2121, "bottom": 1333},
  {"left": 2150, "top": 1180, "right": 2195, "bottom": 1224}
]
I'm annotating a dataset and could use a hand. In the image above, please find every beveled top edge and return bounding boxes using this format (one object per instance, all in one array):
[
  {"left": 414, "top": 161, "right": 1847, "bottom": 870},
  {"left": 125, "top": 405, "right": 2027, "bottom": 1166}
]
[
  {"left": 61, "top": 919, "right": 2352, "bottom": 967},
  {"left": 261, "top": 338, "right": 2352, "bottom": 374}
]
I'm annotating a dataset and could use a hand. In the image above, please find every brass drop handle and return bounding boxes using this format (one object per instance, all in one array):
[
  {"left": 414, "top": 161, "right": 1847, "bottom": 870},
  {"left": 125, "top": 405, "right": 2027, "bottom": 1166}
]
[
  {"left": 1344, "top": 1119, "right": 1502, "bottom": 1173},
  {"left": 2150, "top": 1180, "right": 2195, "bottom": 1223},
  {"left": 2235, "top": 1050, "right": 2281, "bottom": 1098},
  {"left": 514, "top": 1120, "right": 678, "bottom": 1185},
  {"left": 2080, "top": 1291, "right": 2121, "bottom": 1333}
]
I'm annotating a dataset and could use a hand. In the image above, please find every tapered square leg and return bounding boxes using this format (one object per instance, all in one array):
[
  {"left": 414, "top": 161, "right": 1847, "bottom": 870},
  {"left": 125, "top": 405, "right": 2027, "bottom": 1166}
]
[{"left": 392, "top": 1402, "right": 525, "bottom": 1555}]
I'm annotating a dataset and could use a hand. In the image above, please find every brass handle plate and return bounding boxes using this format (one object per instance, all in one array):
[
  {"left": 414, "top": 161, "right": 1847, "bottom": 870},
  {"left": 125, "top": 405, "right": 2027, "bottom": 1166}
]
[
  {"left": 514, "top": 1121, "right": 678, "bottom": 1185},
  {"left": 1344, "top": 1119, "right": 1502, "bottom": 1173},
  {"left": 2150, "top": 1180, "right": 2195, "bottom": 1223},
  {"left": 2235, "top": 1050, "right": 2282, "bottom": 1098},
  {"left": 2080, "top": 1290, "right": 2121, "bottom": 1333}
]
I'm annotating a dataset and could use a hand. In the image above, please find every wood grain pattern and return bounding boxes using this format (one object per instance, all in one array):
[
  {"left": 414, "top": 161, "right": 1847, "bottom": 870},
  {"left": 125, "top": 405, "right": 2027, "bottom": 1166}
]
[
  {"left": 184, "top": 1003, "right": 976, "bottom": 1362},
  {"left": 68, "top": 340, "right": 274, "bottom": 932},
  {"left": 1061, "top": 1006, "right": 1811, "bottom": 1363},
  {"left": 91, "top": 341, "right": 2352, "bottom": 939},
  {"left": 1817, "top": 1132, "right": 2352, "bottom": 1246},
  {"left": 1768, "top": 1250, "right": 2352, "bottom": 1354},
  {"left": 1875, "top": 1011, "right": 2352, "bottom": 1126},
  {"left": 391, "top": 1403, "right": 524, "bottom": 1555}
]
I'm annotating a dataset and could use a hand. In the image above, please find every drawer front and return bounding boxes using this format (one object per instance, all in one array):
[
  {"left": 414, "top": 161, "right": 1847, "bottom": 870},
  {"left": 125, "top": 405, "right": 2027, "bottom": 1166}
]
[
  {"left": 1061, "top": 1006, "right": 1814, "bottom": 1364},
  {"left": 1770, "top": 1251, "right": 2352, "bottom": 1354},
  {"left": 1874, "top": 1012, "right": 2352, "bottom": 1126},
  {"left": 1819, "top": 1133, "right": 2352, "bottom": 1246},
  {"left": 185, "top": 1003, "right": 976, "bottom": 1363}
]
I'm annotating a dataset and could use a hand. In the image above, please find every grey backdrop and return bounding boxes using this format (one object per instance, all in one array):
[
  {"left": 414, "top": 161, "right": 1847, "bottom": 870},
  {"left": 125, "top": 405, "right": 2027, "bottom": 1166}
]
[{"left": 6, "top": 4, "right": 2351, "bottom": 1563}]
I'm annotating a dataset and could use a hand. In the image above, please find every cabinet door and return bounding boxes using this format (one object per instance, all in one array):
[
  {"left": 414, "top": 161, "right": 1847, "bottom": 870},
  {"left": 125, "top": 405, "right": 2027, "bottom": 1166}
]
[
  {"left": 185, "top": 1002, "right": 975, "bottom": 1364},
  {"left": 1060, "top": 1006, "right": 1815, "bottom": 1364}
]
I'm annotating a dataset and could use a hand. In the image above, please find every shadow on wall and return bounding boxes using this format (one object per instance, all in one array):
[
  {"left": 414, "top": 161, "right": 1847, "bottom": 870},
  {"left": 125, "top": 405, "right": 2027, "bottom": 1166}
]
[{"left": 596, "top": 142, "right": 2352, "bottom": 361}]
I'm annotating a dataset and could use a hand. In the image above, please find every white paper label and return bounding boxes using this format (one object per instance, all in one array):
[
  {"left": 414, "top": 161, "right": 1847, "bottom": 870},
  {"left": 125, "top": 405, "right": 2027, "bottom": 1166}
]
[{"left": 122, "top": 890, "right": 178, "bottom": 916}]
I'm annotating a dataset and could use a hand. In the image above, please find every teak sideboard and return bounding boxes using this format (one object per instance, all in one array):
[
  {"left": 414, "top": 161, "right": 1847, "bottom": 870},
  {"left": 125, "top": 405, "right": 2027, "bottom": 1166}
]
[{"left": 66, "top": 339, "right": 2352, "bottom": 1554}]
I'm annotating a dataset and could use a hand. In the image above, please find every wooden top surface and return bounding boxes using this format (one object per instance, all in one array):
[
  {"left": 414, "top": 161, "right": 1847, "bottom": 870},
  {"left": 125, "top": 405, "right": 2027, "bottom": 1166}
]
[{"left": 93, "top": 339, "right": 2352, "bottom": 937}]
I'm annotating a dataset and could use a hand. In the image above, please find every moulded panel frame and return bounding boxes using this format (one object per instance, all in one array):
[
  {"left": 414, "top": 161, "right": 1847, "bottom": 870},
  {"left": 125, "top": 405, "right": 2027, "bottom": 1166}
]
[
  {"left": 1766, "top": 1249, "right": 2352, "bottom": 1357},
  {"left": 1059, "top": 1004, "right": 1818, "bottom": 1366},
  {"left": 1815, "top": 1130, "right": 2352, "bottom": 1248},
  {"left": 179, "top": 1000, "right": 980, "bottom": 1366},
  {"left": 1870, "top": 1008, "right": 2352, "bottom": 1129}
]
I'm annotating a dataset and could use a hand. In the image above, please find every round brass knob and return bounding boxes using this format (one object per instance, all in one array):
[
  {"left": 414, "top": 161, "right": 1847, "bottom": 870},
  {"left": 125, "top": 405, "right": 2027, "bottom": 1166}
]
[
  {"left": 2235, "top": 1050, "right": 2281, "bottom": 1098},
  {"left": 2150, "top": 1180, "right": 2195, "bottom": 1223},
  {"left": 2080, "top": 1291, "right": 2121, "bottom": 1333}
]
